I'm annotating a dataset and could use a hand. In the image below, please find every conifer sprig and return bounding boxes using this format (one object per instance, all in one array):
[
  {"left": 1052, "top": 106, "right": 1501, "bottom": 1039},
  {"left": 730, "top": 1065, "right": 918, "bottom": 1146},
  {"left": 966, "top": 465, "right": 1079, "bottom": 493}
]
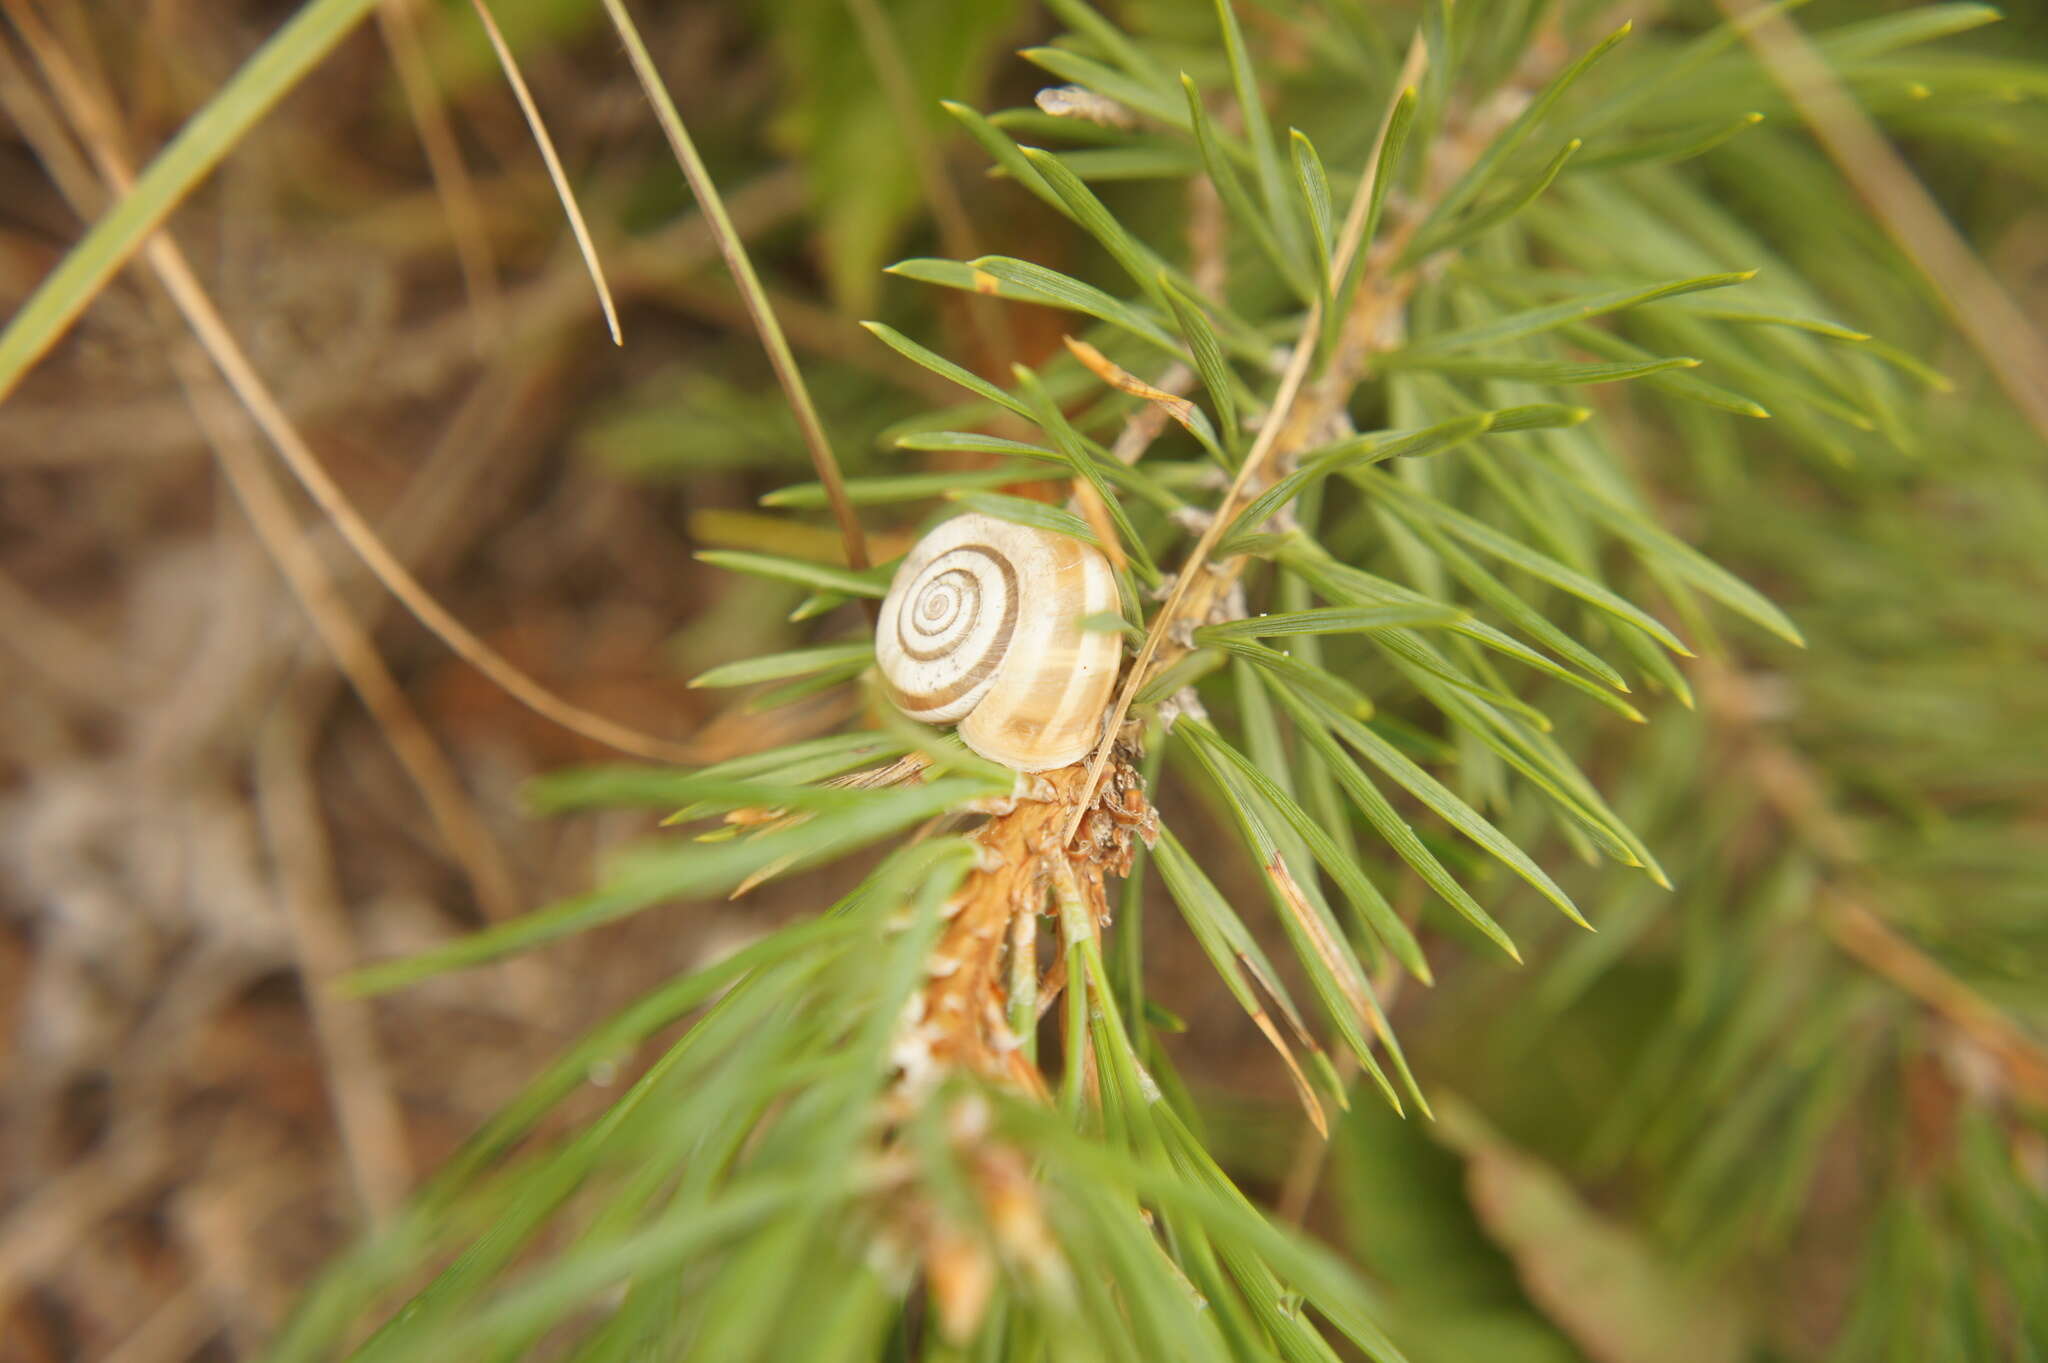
[{"left": 16, "top": 0, "right": 2015, "bottom": 1356}]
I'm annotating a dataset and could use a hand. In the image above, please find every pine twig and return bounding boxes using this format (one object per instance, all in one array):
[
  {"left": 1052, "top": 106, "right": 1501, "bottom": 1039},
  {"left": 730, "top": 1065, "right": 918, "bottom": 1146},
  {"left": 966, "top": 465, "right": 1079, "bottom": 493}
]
[
  {"left": 1064, "top": 37, "right": 1434, "bottom": 846},
  {"left": 905, "top": 759, "right": 1154, "bottom": 1090},
  {"left": 179, "top": 348, "right": 526, "bottom": 924}
]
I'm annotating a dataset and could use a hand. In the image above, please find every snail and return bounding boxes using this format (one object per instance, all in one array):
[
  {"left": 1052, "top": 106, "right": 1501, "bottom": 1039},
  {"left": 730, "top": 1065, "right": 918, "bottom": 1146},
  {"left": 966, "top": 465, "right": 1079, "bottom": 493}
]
[{"left": 876, "top": 512, "right": 1121, "bottom": 772}]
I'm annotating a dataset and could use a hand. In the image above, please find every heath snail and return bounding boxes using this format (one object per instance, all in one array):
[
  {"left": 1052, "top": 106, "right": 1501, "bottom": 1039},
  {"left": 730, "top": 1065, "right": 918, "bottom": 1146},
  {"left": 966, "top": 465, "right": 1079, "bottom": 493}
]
[{"left": 875, "top": 513, "right": 1121, "bottom": 772}]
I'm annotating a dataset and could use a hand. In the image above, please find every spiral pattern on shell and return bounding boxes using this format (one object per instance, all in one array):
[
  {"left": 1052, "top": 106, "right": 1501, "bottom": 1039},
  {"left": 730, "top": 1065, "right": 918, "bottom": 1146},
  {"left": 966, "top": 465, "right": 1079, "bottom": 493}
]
[{"left": 876, "top": 513, "right": 1121, "bottom": 771}]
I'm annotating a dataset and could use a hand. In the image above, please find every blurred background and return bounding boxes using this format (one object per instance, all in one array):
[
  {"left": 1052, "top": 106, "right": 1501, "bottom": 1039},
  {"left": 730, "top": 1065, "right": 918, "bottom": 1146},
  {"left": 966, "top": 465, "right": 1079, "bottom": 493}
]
[{"left": 0, "top": 1, "right": 2043, "bottom": 1360}]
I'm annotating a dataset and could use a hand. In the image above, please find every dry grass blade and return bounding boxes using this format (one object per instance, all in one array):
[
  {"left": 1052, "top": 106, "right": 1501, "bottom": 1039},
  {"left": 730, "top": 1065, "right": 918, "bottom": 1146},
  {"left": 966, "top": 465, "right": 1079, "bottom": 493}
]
[
  {"left": 599, "top": 0, "right": 873, "bottom": 580},
  {"left": 1107, "top": 362, "right": 1195, "bottom": 466},
  {"left": 171, "top": 269, "right": 692, "bottom": 759},
  {"left": 178, "top": 348, "right": 526, "bottom": 923},
  {"left": 5, "top": 0, "right": 698, "bottom": 765},
  {"left": 377, "top": 0, "right": 501, "bottom": 343},
  {"left": 466, "top": 0, "right": 619, "bottom": 345},
  {"left": 0, "top": 12, "right": 533, "bottom": 911},
  {"left": 1265, "top": 856, "right": 1381, "bottom": 1050},
  {"left": 255, "top": 710, "right": 413, "bottom": 1222},
  {"left": 1716, "top": 0, "right": 2048, "bottom": 441}
]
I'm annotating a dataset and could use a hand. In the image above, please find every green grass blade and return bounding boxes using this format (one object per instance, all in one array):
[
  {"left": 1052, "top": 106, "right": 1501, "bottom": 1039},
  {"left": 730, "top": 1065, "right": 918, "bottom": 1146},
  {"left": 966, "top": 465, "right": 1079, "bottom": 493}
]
[
  {"left": 1364, "top": 474, "right": 1692, "bottom": 654},
  {"left": 0, "top": 0, "right": 383, "bottom": 401},
  {"left": 1374, "top": 504, "right": 1633, "bottom": 693},
  {"left": 1181, "top": 721, "right": 1429, "bottom": 983},
  {"left": 346, "top": 779, "right": 994, "bottom": 991},
  {"left": 1405, "top": 271, "right": 1754, "bottom": 354},
  {"left": 763, "top": 465, "right": 1050, "bottom": 508},
  {"left": 1181, "top": 74, "right": 1316, "bottom": 302},
  {"left": 1018, "top": 147, "right": 1176, "bottom": 310},
  {"left": 1195, "top": 604, "right": 1463, "bottom": 640},
  {"left": 1379, "top": 353, "right": 1700, "bottom": 384},
  {"left": 1418, "top": 21, "right": 1632, "bottom": 232},
  {"left": 1019, "top": 46, "right": 1187, "bottom": 128},
  {"left": 1290, "top": 129, "right": 1335, "bottom": 282},
  {"left": 1271, "top": 688, "right": 1524, "bottom": 956},
  {"left": 1159, "top": 275, "right": 1243, "bottom": 455},
  {"left": 950, "top": 491, "right": 1102, "bottom": 545}
]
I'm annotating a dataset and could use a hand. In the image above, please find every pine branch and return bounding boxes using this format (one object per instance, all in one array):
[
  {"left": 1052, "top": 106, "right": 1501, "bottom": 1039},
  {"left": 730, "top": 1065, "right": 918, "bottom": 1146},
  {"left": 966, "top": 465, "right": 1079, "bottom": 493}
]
[{"left": 1068, "top": 28, "right": 1593, "bottom": 841}]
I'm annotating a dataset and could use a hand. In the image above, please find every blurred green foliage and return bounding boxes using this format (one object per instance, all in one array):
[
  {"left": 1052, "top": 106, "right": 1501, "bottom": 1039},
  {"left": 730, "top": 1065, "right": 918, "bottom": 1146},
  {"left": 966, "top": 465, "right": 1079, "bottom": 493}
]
[{"left": 763, "top": 0, "right": 1023, "bottom": 310}]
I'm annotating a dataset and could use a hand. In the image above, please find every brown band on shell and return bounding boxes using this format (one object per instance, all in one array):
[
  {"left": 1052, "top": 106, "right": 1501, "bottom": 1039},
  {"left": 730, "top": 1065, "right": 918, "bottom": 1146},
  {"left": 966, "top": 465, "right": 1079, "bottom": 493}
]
[{"left": 888, "top": 543, "right": 1018, "bottom": 711}]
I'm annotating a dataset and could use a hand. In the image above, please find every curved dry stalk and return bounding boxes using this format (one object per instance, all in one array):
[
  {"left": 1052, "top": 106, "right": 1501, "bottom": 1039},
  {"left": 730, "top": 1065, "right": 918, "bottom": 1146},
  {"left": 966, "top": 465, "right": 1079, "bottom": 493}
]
[
  {"left": 466, "top": 0, "right": 620, "bottom": 345},
  {"left": 179, "top": 346, "right": 525, "bottom": 923},
  {"left": 600, "top": 0, "right": 874, "bottom": 582},
  {"left": 0, "top": 15, "right": 537, "bottom": 911}
]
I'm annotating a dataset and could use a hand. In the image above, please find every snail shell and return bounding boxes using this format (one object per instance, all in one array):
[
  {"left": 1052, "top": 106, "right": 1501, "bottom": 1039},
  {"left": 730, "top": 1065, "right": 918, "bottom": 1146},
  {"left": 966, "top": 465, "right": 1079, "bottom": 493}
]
[{"left": 876, "top": 512, "right": 1120, "bottom": 771}]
